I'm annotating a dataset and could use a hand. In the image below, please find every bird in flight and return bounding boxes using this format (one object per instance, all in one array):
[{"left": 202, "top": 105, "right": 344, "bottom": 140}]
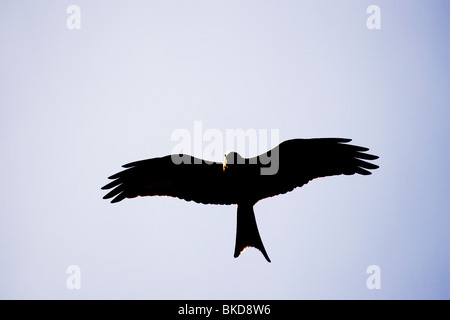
[{"left": 102, "top": 138, "right": 379, "bottom": 262}]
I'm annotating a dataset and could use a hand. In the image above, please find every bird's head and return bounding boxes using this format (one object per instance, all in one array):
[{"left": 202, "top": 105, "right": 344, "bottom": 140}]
[{"left": 223, "top": 151, "right": 245, "bottom": 172}]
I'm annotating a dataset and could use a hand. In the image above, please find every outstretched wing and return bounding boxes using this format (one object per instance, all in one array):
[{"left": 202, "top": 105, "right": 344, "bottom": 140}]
[
  {"left": 102, "top": 155, "right": 234, "bottom": 205},
  {"left": 102, "top": 138, "right": 378, "bottom": 205},
  {"left": 248, "top": 138, "right": 379, "bottom": 202}
]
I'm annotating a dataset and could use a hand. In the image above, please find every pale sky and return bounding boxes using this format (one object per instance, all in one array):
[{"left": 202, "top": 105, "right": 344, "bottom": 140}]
[{"left": 0, "top": 0, "right": 449, "bottom": 299}]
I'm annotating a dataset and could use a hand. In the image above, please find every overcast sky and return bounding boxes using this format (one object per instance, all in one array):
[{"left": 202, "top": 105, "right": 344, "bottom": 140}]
[{"left": 0, "top": 0, "right": 449, "bottom": 299}]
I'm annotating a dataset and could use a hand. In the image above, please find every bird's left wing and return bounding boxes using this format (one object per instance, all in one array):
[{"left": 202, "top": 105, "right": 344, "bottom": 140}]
[
  {"left": 102, "top": 155, "right": 233, "bottom": 205},
  {"left": 247, "top": 138, "right": 379, "bottom": 202}
]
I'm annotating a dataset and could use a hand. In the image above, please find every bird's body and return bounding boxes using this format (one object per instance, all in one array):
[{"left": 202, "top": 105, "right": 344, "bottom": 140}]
[{"left": 102, "top": 138, "right": 379, "bottom": 262}]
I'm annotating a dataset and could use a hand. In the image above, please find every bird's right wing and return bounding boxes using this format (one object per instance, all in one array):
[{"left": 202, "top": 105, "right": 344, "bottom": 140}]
[{"left": 102, "top": 155, "right": 233, "bottom": 205}]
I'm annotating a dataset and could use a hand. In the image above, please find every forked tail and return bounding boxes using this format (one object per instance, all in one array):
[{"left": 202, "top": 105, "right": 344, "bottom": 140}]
[{"left": 234, "top": 203, "right": 271, "bottom": 262}]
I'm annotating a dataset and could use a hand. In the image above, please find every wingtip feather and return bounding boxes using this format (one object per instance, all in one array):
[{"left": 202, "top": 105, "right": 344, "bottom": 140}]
[{"left": 111, "top": 192, "right": 127, "bottom": 203}]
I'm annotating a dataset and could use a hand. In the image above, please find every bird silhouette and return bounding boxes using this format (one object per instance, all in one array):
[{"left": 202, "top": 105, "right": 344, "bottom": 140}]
[{"left": 102, "top": 138, "right": 379, "bottom": 262}]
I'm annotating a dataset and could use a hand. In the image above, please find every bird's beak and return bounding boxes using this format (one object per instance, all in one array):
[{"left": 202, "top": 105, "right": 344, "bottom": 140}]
[{"left": 223, "top": 155, "right": 227, "bottom": 172}]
